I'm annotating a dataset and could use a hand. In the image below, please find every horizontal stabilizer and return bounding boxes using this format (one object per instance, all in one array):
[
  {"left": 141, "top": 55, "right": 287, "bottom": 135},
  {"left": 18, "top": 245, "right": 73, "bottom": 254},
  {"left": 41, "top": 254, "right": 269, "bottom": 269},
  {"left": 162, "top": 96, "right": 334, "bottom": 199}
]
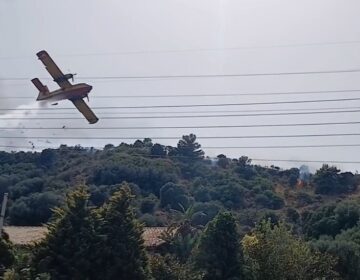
[
  {"left": 31, "top": 78, "right": 47, "bottom": 92},
  {"left": 31, "top": 78, "right": 49, "bottom": 100}
]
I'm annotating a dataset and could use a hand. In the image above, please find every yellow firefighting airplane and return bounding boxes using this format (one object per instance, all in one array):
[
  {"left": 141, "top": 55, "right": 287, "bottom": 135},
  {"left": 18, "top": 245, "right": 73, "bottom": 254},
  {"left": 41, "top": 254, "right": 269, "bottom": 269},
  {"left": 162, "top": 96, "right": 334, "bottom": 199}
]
[{"left": 31, "top": 50, "right": 99, "bottom": 124}]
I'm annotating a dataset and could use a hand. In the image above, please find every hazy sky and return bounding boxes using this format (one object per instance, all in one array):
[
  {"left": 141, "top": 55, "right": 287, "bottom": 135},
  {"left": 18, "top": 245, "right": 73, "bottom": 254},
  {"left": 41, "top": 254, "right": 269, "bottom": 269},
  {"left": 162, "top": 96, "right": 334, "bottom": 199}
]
[{"left": 1, "top": 0, "right": 360, "bottom": 171}]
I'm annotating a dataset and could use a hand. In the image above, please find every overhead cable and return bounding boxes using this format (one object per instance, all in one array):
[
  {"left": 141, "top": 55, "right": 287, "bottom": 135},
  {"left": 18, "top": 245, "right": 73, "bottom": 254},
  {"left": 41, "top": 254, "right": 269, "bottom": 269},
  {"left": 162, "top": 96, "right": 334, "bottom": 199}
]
[
  {"left": 1, "top": 68, "right": 360, "bottom": 81},
  {"left": 1, "top": 89, "right": 360, "bottom": 98},
  {"left": 2, "top": 39, "right": 360, "bottom": 60},
  {"left": 3, "top": 120, "right": 360, "bottom": 130},
  {"left": 2, "top": 97, "right": 360, "bottom": 111},
  {"left": 6, "top": 106, "right": 360, "bottom": 115},
  {"left": 2, "top": 143, "right": 360, "bottom": 150},
  {"left": 1, "top": 108, "right": 360, "bottom": 120},
  {"left": 3, "top": 132, "right": 360, "bottom": 139}
]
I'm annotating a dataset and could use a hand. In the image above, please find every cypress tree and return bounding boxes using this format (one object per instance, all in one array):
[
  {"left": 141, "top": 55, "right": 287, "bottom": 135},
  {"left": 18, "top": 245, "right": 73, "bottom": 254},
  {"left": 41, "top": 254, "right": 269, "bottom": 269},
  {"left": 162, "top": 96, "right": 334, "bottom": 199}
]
[
  {"left": 195, "top": 212, "right": 243, "bottom": 280},
  {"left": 96, "top": 185, "right": 149, "bottom": 280},
  {"left": 32, "top": 186, "right": 98, "bottom": 280}
]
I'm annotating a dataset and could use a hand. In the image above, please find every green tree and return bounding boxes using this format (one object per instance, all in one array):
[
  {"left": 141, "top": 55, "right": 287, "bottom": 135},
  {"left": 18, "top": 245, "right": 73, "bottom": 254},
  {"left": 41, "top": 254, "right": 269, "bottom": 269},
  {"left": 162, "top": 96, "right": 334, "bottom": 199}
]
[
  {"left": 150, "top": 254, "right": 202, "bottom": 280},
  {"left": 2, "top": 246, "right": 34, "bottom": 280},
  {"left": 0, "top": 232, "right": 14, "bottom": 274},
  {"left": 160, "top": 182, "right": 190, "bottom": 211},
  {"left": 9, "top": 192, "right": 62, "bottom": 226},
  {"left": 10, "top": 178, "right": 44, "bottom": 200},
  {"left": 217, "top": 154, "right": 230, "bottom": 169},
  {"left": 140, "top": 194, "right": 158, "bottom": 214},
  {"left": 190, "top": 202, "right": 221, "bottom": 226},
  {"left": 96, "top": 185, "right": 149, "bottom": 280},
  {"left": 302, "top": 201, "right": 360, "bottom": 238},
  {"left": 177, "top": 134, "right": 204, "bottom": 160},
  {"left": 234, "top": 156, "right": 257, "bottom": 179},
  {"left": 39, "top": 149, "right": 56, "bottom": 168},
  {"left": 312, "top": 225, "right": 360, "bottom": 280},
  {"left": 313, "top": 164, "right": 357, "bottom": 194},
  {"left": 254, "top": 190, "right": 284, "bottom": 210},
  {"left": 242, "top": 220, "right": 338, "bottom": 280},
  {"left": 195, "top": 212, "right": 243, "bottom": 280},
  {"left": 211, "top": 183, "right": 245, "bottom": 209},
  {"left": 32, "top": 186, "right": 98, "bottom": 280},
  {"left": 151, "top": 143, "right": 167, "bottom": 157}
]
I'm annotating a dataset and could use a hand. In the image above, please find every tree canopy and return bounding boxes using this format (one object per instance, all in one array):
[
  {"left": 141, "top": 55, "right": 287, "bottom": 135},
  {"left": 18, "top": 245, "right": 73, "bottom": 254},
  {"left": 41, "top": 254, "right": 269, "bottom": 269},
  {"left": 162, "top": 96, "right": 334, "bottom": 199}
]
[{"left": 0, "top": 134, "right": 359, "bottom": 278}]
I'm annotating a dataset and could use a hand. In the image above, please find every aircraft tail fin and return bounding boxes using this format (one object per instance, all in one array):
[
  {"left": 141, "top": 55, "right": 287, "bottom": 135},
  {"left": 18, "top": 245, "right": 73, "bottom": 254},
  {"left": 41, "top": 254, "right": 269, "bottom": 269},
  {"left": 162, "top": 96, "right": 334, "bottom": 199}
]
[{"left": 31, "top": 78, "right": 50, "bottom": 100}]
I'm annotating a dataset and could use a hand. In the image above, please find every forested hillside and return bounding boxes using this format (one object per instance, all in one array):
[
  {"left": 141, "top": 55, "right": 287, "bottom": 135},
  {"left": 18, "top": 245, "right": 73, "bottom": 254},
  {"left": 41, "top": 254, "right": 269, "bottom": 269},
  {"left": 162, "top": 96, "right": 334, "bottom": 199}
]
[{"left": 1, "top": 134, "right": 360, "bottom": 279}]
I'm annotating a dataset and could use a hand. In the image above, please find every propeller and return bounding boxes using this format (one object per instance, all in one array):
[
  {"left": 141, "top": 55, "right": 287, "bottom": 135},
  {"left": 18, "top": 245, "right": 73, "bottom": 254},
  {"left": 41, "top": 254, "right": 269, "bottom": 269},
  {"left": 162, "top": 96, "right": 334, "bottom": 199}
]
[{"left": 66, "top": 70, "right": 77, "bottom": 82}]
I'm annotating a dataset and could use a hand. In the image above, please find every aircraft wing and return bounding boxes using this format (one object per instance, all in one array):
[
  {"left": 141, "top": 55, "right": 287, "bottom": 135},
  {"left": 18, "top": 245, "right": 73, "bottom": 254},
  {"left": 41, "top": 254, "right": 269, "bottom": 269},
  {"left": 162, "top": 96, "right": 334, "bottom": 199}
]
[
  {"left": 71, "top": 99, "right": 99, "bottom": 124},
  {"left": 36, "top": 50, "right": 72, "bottom": 89}
]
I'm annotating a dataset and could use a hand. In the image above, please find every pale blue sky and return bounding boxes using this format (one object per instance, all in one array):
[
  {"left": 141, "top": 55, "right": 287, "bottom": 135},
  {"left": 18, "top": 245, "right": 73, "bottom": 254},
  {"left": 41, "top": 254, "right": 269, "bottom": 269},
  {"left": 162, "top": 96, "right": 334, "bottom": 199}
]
[{"left": 1, "top": 0, "right": 360, "bottom": 171}]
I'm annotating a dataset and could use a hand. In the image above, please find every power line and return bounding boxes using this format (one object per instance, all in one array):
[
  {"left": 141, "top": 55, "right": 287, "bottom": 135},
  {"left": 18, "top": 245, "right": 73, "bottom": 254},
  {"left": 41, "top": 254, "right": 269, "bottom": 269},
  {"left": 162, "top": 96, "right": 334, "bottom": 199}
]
[
  {"left": 1, "top": 108, "right": 360, "bottom": 120},
  {"left": 2, "top": 68, "right": 360, "bottom": 81},
  {"left": 3, "top": 132, "right": 360, "bottom": 140},
  {"left": 3, "top": 143, "right": 360, "bottom": 150},
  {"left": 2, "top": 97, "right": 360, "bottom": 111},
  {"left": 75, "top": 69, "right": 360, "bottom": 79},
  {"left": 1, "top": 39, "right": 360, "bottom": 60},
  {"left": 6, "top": 106, "right": 360, "bottom": 116},
  {"left": 2, "top": 89, "right": 360, "bottom": 98},
  {"left": 3, "top": 120, "right": 360, "bottom": 130}
]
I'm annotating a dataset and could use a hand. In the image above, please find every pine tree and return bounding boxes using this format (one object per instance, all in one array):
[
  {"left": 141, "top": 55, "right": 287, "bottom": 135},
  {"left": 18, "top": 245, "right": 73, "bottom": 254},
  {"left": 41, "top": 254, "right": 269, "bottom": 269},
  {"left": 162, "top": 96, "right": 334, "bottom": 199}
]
[
  {"left": 32, "top": 186, "right": 98, "bottom": 280},
  {"left": 195, "top": 212, "right": 243, "bottom": 280},
  {"left": 96, "top": 185, "right": 149, "bottom": 280},
  {"left": 177, "top": 134, "right": 204, "bottom": 160}
]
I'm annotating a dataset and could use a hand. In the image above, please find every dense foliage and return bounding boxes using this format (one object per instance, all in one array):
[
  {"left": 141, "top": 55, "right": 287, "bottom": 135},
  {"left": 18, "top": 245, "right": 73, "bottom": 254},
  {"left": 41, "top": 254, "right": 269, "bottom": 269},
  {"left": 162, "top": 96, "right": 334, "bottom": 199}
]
[
  {"left": 1, "top": 134, "right": 360, "bottom": 279},
  {"left": 95, "top": 186, "right": 149, "bottom": 280},
  {"left": 195, "top": 212, "right": 243, "bottom": 280},
  {"left": 32, "top": 186, "right": 99, "bottom": 279},
  {"left": 0, "top": 231, "right": 14, "bottom": 272},
  {"left": 242, "top": 221, "right": 338, "bottom": 279}
]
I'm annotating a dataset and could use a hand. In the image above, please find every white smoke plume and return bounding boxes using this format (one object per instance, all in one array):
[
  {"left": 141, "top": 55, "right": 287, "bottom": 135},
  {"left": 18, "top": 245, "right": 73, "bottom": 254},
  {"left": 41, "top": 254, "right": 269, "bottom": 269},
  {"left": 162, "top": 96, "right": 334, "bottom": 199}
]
[
  {"left": 0, "top": 101, "right": 43, "bottom": 151},
  {"left": 299, "top": 165, "right": 310, "bottom": 182}
]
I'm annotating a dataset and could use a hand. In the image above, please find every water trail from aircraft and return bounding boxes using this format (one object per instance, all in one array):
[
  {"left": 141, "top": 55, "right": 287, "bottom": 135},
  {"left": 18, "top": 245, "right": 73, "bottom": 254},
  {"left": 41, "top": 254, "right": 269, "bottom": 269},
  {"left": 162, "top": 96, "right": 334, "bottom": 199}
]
[{"left": 0, "top": 101, "right": 43, "bottom": 150}]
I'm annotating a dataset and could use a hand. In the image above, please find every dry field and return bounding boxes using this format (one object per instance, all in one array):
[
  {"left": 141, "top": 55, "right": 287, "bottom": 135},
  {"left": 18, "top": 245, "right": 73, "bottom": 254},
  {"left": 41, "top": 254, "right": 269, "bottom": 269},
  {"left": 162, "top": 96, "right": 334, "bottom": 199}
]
[
  {"left": 4, "top": 226, "right": 47, "bottom": 245},
  {"left": 4, "top": 226, "right": 166, "bottom": 247}
]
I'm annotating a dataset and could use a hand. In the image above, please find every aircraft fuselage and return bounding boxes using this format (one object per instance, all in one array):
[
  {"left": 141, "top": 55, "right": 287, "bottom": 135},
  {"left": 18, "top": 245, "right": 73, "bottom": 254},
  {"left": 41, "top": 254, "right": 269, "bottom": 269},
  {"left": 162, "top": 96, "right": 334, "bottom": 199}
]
[{"left": 37, "top": 83, "right": 93, "bottom": 101}]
